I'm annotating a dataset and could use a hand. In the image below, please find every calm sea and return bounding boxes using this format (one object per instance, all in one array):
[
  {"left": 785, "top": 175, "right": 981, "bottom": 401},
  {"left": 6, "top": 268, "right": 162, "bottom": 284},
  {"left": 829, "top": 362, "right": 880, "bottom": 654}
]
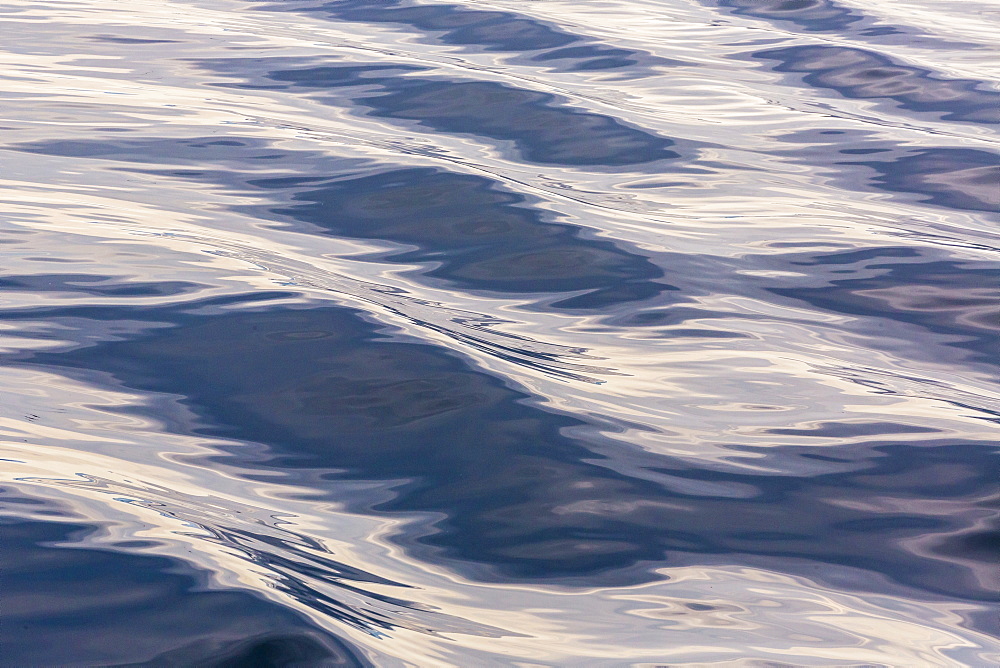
[{"left": 1, "top": 0, "right": 998, "bottom": 665}]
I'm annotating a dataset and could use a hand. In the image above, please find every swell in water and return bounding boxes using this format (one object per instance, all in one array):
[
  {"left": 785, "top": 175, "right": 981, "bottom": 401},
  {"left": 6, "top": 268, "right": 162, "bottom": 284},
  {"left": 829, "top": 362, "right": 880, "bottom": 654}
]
[{"left": 1, "top": 0, "right": 998, "bottom": 665}]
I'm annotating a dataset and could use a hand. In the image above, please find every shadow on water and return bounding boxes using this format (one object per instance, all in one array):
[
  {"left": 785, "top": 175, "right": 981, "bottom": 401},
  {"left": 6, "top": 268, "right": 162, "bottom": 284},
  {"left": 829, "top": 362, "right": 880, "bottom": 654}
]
[
  {"left": 5, "top": 295, "right": 998, "bottom": 602},
  {"left": 0, "top": 491, "right": 365, "bottom": 667}
]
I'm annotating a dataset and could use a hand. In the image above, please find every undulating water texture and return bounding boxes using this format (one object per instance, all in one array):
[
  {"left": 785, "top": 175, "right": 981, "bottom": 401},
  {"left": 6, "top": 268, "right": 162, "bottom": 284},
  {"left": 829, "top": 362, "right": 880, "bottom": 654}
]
[{"left": 1, "top": 0, "right": 998, "bottom": 665}]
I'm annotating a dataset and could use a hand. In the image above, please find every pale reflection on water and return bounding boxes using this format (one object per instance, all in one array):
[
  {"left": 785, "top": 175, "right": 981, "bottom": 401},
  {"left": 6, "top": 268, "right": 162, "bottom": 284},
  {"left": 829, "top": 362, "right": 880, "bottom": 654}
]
[{"left": 1, "top": 0, "right": 998, "bottom": 665}]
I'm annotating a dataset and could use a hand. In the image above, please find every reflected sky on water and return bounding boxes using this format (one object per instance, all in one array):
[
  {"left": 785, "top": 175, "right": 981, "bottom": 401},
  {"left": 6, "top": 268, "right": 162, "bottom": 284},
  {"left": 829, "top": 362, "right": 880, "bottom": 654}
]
[{"left": 1, "top": 0, "right": 998, "bottom": 665}]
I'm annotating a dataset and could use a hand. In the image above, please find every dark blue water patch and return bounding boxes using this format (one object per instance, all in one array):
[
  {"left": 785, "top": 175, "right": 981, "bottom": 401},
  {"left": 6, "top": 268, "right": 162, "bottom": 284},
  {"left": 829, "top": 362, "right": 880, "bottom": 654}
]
[
  {"left": 528, "top": 45, "right": 643, "bottom": 73},
  {"left": 0, "top": 492, "right": 364, "bottom": 667},
  {"left": 259, "top": 0, "right": 676, "bottom": 75},
  {"left": 258, "top": 62, "right": 681, "bottom": 166},
  {"left": 792, "top": 246, "right": 920, "bottom": 265},
  {"left": 0, "top": 273, "right": 201, "bottom": 298},
  {"left": 88, "top": 35, "right": 181, "bottom": 44},
  {"left": 191, "top": 56, "right": 685, "bottom": 167},
  {"left": 769, "top": 247, "right": 1000, "bottom": 366},
  {"left": 769, "top": 421, "right": 940, "bottom": 437},
  {"left": 707, "top": 0, "right": 981, "bottom": 50},
  {"left": 12, "top": 135, "right": 300, "bottom": 163},
  {"left": 772, "top": 129, "right": 1000, "bottom": 214},
  {"left": 298, "top": 0, "right": 577, "bottom": 52},
  {"left": 6, "top": 296, "right": 998, "bottom": 599},
  {"left": 14, "top": 136, "right": 677, "bottom": 310},
  {"left": 258, "top": 167, "right": 671, "bottom": 303},
  {"left": 844, "top": 148, "right": 1000, "bottom": 213},
  {"left": 751, "top": 45, "right": 1000, "bottom": 124},
  {"left": 607, "top": 241, "right": 1000, "bottom": 370},
  {"left": 715, "top": 0, "right": 863, "bottom": 32},
  {"left": 238, "top": 61, "right": 427, "bottom": 90},
  {"left": 10, "top": 296, "right": 672, "bottom": 579},
  {"left": 609, "top": 313, "right": 756, "bottom": 340},
  {"left": 365, "top": 78, "right": 679, "bottom": 166}
]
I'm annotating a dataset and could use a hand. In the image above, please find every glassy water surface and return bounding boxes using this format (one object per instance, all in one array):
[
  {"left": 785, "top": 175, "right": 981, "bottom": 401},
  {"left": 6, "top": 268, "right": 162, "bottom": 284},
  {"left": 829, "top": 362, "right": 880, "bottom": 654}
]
[{"left": 1, "top": 0, "right": 998, "bottom": 665}]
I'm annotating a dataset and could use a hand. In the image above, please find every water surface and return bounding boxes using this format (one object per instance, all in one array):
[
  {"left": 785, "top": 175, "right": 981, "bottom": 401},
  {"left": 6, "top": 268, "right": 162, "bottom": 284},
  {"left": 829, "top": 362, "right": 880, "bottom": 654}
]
[{"left": 1, "top": 0, "right": 998, "bottom": 665}]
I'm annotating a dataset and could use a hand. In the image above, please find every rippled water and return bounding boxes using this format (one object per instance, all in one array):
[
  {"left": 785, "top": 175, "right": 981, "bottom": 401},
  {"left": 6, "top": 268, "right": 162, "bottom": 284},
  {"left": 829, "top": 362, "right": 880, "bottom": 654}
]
[{"left": 1, "top": 0, "right": 998, "bottom": 665}]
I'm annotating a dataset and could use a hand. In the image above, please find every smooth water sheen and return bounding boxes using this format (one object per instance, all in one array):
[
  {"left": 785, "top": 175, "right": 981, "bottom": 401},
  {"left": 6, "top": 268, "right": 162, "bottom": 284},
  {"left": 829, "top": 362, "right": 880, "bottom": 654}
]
[{"left": 1, "top": 0, "right": 998, "bottom": 665}]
